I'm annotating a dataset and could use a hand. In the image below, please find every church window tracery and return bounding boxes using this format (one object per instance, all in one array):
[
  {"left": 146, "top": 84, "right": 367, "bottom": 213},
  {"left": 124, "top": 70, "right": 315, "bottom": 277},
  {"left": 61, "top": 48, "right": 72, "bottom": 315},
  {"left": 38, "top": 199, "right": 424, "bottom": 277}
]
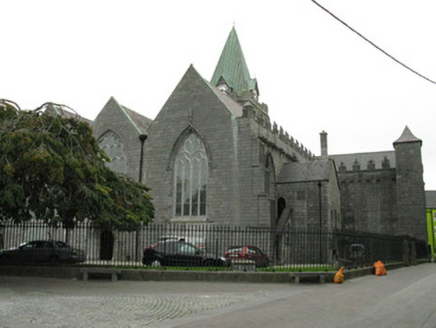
[
  {"left": 174, "top": 133, "right": 208, "bottom": 218},
  {"left": 98, "top": 131, "right": 127, "bottom": 174}
]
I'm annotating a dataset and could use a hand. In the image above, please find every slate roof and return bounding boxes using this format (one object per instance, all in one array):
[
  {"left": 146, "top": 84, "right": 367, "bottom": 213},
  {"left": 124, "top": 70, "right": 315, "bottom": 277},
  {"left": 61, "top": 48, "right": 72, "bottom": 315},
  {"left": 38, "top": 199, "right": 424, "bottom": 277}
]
[
  {"left": 210, "top": 27, "right": 258, "bottom": 96},
  {"left": 426, "top": 191, "right": 436, "bottom": 209},
  {"left": 44, "top": 103, "right": 92, "bottom": 124},
  {"left": 96, "top": 97, "right": 152, "bottom": 134},
  {"left": 394, "top": 126, "right": 422, "bottom": 145},
  {"left": 122, "top": 105, "right": 153, "bottom": 134},
  {"left": 206, "top": 80, "right": 243, "bottom": 117},
  {"left": 330, "top": 151, "right": 396, "bottom": 170},
  {"left": 277, "top": 160, "right": 333, "bottom": 183}
]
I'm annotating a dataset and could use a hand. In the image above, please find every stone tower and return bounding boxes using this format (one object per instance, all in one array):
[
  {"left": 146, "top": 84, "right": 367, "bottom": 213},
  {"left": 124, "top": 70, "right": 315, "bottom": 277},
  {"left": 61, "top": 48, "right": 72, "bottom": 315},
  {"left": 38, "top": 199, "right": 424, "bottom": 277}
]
[{"left": 394, "top": 126, "right": 427, "bottom": 241}]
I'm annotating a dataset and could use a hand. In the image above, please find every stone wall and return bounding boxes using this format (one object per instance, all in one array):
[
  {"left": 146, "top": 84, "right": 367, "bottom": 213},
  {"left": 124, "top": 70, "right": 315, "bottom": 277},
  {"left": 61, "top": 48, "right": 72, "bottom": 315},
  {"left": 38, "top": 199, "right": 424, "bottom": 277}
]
[
  {"left": 143, "top": 66, "right": 318, "bottom": 227},
  {"left": 92, "top": 97, "right": 143, "bottom": 182},
  {"left": 144, "top": 67, "right": 241, "bottom": 224},
  {"left": 337, "top": 169, "right": 397, "bottom": 234},
  {"left": 395, "top": 141, "right": 427, "bottom": 241}
]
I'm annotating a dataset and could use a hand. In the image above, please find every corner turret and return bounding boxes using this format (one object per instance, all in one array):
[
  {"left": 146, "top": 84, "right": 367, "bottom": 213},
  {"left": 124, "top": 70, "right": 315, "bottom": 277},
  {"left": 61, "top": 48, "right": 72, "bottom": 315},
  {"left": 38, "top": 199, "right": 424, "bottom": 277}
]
[{"left": 394, "top": 126, "right": 427, "bottom": 241}]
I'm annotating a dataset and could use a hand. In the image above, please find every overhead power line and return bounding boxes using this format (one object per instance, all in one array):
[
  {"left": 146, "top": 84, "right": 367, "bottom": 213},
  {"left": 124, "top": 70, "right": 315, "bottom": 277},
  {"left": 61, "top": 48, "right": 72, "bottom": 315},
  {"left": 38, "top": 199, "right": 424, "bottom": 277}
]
[{"left": 311, "top": 0, "right": 436, "bottom": 85}]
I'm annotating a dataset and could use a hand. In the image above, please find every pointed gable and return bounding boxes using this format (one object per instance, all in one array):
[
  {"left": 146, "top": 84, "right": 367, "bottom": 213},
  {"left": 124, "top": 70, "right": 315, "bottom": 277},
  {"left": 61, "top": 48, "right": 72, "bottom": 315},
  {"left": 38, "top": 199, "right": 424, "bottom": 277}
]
[
  {"left": 155, "top": 65, "right": 243, "bottom": 122},
  {"left": 210, "top": 27, "right": 258, "bottom": 97},
  {"left": 44, "top": 103, "right": 92, "bottom": 124},
  {"left": 93, "top": 97, "right": 152, "bottom": 136}
]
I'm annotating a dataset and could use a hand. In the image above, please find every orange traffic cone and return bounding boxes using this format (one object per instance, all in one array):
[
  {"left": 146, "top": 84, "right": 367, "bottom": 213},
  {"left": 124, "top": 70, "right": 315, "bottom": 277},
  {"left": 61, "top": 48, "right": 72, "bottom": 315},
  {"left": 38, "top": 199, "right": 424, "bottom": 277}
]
[
  {"left": 374, "top": 261, "right": 387, "bottom": 276},
  {"left": 334, "top": 266, "right": 345, "bottom": 284}
]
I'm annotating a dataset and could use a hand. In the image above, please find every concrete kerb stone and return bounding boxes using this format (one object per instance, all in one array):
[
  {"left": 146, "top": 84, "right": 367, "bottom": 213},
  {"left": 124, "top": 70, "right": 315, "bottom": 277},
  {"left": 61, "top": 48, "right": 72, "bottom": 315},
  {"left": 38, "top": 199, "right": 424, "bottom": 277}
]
[
  {"left": 0, "top": 265, "right": 81, "bottom": 280},
  {"left": 0, "top": 261, "right": 414, "bottom": 283}
]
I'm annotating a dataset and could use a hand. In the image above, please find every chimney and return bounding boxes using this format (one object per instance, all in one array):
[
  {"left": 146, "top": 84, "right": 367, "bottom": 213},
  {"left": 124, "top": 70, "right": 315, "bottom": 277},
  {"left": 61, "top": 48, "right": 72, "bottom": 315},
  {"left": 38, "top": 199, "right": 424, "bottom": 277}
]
[{"left": 320, "top": 131, "right": 328, "bottom": 158}]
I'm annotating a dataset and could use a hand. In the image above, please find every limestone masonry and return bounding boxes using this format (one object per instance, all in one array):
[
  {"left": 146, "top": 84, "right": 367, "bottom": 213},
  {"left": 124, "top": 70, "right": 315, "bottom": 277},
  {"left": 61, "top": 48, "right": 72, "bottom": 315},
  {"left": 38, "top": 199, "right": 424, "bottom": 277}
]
[{"left": 75, "top": 28, "right": 426, "bottom": 242}]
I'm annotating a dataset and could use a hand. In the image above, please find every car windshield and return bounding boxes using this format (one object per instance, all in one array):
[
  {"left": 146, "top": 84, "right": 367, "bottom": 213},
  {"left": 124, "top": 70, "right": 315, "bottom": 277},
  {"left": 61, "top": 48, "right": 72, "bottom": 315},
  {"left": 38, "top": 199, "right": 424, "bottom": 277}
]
[
  {"left": 55, "top": 241, "right": 68, "bottom": 248},
  {"left": 180, "top": 244, "right": 199, "bottom": 254},
  {"left": 227, "top": 247, "right": 244, "bottom": 254},
  {"left": 21, "top": 242, "right": 37, "bottom": 249},
  {"left": 155, "top": 242, "right": 180, "bottom": 254}
]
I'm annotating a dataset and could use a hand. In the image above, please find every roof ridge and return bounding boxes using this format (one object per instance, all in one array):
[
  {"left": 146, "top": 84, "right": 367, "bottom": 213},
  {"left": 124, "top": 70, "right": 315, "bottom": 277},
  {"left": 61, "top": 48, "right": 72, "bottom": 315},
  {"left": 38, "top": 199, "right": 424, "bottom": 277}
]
[{"left": 110, "top": 97, "right": 142, "bottom": 134}]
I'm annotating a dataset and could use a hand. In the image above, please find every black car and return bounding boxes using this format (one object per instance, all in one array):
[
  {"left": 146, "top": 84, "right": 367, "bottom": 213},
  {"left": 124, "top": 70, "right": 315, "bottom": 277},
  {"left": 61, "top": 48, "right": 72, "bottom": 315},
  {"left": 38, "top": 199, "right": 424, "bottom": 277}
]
[
  {"left": 142, "top": 240, "right": 228, "bottom": 267},
  {"left": 0, "top": 240, "right": 86, "bottom": 264}
]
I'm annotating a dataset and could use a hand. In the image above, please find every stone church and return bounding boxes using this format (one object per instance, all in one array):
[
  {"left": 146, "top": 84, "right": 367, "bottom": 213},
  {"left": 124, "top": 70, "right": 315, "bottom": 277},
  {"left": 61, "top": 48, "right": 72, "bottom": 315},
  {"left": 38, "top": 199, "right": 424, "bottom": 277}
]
[{"left": 90, "top": 27, "right": 427, "bottom": 243}]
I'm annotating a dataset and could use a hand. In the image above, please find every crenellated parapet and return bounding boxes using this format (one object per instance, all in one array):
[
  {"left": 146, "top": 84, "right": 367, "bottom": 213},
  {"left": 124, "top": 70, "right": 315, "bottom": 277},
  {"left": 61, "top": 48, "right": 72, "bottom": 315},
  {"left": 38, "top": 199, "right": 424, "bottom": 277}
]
[
  {"left": 335, "top": 154, "right": 395, "bottom": 173},
  {"left": 241, "top": 100, "right": 316, "bottom": 161},
  {"left": 261, "top": 122, "right": 314, "bottom": 161}
]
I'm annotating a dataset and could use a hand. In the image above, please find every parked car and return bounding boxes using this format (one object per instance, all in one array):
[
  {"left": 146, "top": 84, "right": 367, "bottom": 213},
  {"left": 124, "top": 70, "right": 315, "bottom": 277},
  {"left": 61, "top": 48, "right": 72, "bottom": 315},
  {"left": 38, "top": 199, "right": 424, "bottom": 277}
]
[
  {"left": 0, "top": 240, "right": 86, "bottom": 264},
  {"left": 158, "top": 235, "right": 207, "bottom": 250},
  {"left": 224, "top": 245, "right": 270, "bottom": 268},
  {"left": 143, "top": 240, "right": 228, "bottom": 267}
]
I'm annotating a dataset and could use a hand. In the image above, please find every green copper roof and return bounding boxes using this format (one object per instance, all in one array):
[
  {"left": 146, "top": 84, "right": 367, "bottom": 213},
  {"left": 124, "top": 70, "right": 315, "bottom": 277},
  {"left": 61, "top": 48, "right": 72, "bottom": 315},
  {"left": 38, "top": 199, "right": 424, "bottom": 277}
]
[{"left": 211, "top": 27, "right": 257, "bottom": 96}]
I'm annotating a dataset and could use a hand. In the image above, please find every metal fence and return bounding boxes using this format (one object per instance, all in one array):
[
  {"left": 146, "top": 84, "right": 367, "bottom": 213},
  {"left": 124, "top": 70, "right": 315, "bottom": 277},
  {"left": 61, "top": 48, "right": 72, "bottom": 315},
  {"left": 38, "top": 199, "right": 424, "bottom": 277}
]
[{"left": 0, "top": 221, "right": 427, "bottom": 271}]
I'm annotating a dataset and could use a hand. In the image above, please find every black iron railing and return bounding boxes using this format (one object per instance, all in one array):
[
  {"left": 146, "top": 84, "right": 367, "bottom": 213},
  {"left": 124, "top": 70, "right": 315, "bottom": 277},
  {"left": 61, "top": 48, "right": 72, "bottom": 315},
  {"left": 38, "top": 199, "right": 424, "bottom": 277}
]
[{"left": 0, "top": 221, "right": 427, "bottom": 270}]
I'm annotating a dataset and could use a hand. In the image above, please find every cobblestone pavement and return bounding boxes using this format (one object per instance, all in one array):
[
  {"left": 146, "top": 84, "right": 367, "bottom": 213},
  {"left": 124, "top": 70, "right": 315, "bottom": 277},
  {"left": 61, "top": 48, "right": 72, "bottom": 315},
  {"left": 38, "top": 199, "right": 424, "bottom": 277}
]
[
  {"left": 2, "top": 264, "right": 436, "bottom": 327},
  {"left": 0, "top": 276, "right": 298, "bottom": 327}
]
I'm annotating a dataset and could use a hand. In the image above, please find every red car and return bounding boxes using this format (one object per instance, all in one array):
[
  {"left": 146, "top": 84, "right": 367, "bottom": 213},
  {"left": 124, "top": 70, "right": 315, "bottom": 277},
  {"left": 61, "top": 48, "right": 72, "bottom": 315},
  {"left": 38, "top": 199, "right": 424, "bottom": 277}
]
[{"left": 224, "top": 246, "right": 270, "bottom": 268}]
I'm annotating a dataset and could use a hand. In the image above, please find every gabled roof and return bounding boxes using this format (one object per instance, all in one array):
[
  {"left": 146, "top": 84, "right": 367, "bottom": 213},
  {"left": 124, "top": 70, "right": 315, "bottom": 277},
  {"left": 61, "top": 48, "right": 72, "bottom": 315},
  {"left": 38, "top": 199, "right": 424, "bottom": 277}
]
[
  {"left": 94, "top": 97, "right": 152, "bottom": 134},
  {"left": 151, "top": 65, "right": 244, "bottom": 126},
  {"left": 277, "top": 160, "right": 333, "bottom": 184},
  {"left": 394, "top": 126, "right": 422, "bottom": 146},
  {"left": 210, "top": 27, "right": 258, "bottom": 96},
  {"left": 122, "top": 104, "right": 153, "bottom": 134},
  {"left": 44, "top": 103, "right": 92, "bottom": 124}
]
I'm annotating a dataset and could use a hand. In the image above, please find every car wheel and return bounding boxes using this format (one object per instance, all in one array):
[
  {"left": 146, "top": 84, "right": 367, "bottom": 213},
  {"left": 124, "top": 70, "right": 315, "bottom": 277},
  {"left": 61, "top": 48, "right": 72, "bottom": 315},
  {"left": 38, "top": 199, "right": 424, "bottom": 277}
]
[
  {"left": 203, "top": 260, "right": 215, "bottom": 267},
  {"left": 49, "top": 255, "right": 60, "bottom": 263},
  {"left": 0, "top": 254, "right": 11, "bottom": 264}
]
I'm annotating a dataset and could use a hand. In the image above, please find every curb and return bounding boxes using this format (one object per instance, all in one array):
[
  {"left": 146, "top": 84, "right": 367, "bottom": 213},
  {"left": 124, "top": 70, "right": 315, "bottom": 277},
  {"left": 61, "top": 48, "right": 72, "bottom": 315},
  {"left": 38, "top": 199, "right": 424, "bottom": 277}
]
[{"left": 0, "top": 261, "right": 420, "bottom": 283}]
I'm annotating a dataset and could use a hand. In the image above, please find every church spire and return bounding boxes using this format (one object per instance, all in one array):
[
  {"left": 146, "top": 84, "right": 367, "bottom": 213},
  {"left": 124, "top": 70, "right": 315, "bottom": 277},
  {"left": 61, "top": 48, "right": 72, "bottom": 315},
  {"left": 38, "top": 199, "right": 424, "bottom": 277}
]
[{"left": 211, "top": 27, "right": 258, "bottom": 99}]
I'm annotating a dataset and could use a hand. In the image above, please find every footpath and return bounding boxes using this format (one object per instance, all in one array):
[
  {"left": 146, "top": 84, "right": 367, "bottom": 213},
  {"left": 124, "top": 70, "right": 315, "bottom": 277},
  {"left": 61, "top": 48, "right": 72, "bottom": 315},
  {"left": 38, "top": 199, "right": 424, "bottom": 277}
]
[{"left": 1, "top": 263, "right": 435, "bottom": 327}]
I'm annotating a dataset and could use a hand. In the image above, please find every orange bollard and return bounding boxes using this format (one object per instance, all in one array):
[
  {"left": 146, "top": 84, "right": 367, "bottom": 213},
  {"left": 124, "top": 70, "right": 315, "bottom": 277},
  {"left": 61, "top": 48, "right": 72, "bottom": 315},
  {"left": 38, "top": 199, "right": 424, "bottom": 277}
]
[
  {"left": 334, "top": 266, "right": 345, "bottom": 284},
  {"left": 374, "top": 261, "right": 387, "bottom": 276}
]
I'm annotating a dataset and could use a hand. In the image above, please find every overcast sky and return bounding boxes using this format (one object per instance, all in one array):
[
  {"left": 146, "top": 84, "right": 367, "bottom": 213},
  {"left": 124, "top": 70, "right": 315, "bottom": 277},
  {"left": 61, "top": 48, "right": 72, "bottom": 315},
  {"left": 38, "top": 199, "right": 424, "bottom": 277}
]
[{"left": 2, "top": 1, "right": 436, "bottom": 189}]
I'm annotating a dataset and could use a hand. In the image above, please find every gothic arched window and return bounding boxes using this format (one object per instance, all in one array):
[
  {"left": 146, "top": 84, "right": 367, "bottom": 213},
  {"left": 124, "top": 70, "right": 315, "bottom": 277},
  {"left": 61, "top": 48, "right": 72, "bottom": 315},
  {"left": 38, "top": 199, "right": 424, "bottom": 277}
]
[
  {"left": 98, "top": 131, "right": 127, "bottom": 174},
  {"left": 174, "top": 133, "right": 208, "bottom": 217}
]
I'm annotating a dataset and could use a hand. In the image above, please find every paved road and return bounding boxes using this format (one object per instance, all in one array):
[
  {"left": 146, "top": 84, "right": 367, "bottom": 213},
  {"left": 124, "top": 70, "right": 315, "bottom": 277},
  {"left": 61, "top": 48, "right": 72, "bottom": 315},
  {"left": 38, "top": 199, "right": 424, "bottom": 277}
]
[{"left": 1, "top": 264, "right": 436, "bottom": 327}]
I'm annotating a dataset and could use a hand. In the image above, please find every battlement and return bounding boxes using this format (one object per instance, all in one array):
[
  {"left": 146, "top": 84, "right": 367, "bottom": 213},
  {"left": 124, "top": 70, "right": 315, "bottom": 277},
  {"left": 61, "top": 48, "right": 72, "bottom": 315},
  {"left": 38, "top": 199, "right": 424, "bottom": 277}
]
[
  {"left": 332, "top": 154, "right": 395, "bottom": 173},
  {"left": 242, "top": 103, "right": 315, "bottom": 161}
]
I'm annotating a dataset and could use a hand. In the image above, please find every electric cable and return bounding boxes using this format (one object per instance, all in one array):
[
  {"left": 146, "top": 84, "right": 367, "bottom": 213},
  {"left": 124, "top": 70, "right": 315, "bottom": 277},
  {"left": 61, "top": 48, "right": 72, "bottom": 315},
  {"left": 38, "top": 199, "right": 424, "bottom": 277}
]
[{"left": 311, "top": 0, "right": 436, "bottom": 84}]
